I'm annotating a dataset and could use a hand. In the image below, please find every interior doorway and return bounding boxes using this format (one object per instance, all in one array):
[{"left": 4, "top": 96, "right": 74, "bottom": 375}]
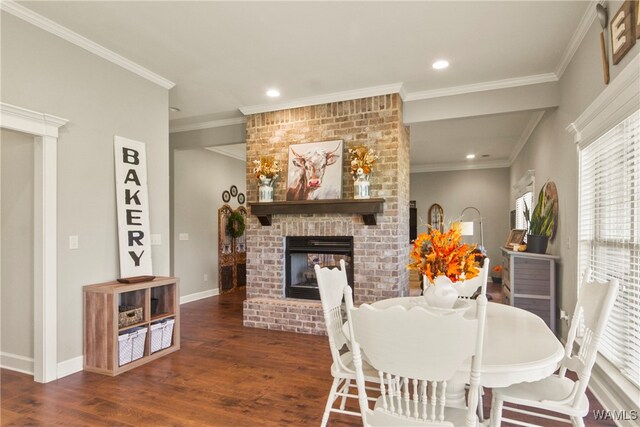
[
  {"left": 0, "top": 102, "right": 67, "bottom": 383},
  {"left": 1, "top": 129, "right": 36, "bottom": 376}
]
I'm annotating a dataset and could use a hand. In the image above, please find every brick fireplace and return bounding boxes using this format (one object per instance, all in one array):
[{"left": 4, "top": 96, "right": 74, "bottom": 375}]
[{"left": 243, "top": 94, "right": 410, "bottom": 335}]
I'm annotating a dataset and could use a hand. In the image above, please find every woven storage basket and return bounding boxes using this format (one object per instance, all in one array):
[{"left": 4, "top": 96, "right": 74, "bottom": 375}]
[
  {"left": 150, "top": 318, "right": 175, "bottom": 353},
  {"left": 118, "top": 305, "right": 143, "bottom": 328},
  {"left": 118, "top": 327, "right": 147, "bottom": 366}
]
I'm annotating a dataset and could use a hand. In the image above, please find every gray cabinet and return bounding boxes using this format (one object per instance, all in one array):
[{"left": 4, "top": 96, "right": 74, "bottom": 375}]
[{"left": 501, "top": 248, "right": 559, "bottom": 333}]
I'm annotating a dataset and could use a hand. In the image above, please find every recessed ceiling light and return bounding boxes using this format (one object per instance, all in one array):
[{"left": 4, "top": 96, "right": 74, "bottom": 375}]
[
  {"left": 266, "top": 89, "right": 280, "bottom": 98},
  {"left": 466, "top": 154, "right": 476, "bottom": 159},
  {"left": 169, "top": 106, "right": 181, "bottom": 112},
  {"left": 432, "top": 60, "right": 449, "bottom": 70}
]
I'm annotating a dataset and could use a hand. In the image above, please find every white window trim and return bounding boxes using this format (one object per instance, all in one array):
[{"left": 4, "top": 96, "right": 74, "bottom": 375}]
[
  {"left": 513, "top": 169, "right": 535, "bottom": 199},
  {"left": 567, "top": 53, "right": 640, "bottom": 148},
  {"left": 567, "top": 53, "right": 640, "bottom": 417}
]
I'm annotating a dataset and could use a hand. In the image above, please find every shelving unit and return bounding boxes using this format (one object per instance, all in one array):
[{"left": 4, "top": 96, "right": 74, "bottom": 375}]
[{"left": 83, "top": 276, "right": 180, "bottom": 376}]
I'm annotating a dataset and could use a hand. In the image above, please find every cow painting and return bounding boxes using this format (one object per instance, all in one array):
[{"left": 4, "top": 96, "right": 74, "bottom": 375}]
[{"left": 286, "top": 140, "right": 343, "bottom": 201}]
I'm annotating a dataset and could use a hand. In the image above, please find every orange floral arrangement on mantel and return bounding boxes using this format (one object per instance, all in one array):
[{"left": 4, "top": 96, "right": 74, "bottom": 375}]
[
  {"left": 408, "top": 222, "right": 483, "bottom": 284},
  {"left": 252, "top": 156, "right": 280, "bottom": 181}
]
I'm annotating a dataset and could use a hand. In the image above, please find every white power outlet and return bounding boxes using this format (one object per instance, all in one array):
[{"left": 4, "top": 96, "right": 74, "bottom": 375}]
[
  {"left": 179, "top": 233, "right": 189, "bottom": 241},
  {"left": 560, "top": 310, "right": 570, "bottom": 324},
  {"left": 69, "top": 235, "right": 79, "bottom": 250},
  {"left": 203, "top": 274, "right": 208, "bottom": 282}
]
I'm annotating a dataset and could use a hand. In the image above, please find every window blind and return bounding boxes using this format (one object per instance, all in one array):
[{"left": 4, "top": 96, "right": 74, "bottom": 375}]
[
  {"left": 579, "top": 109, "right": 640, "bottom": 388},
  {"left": 515, "top": 191, "right": 533, "bottom": 231}
]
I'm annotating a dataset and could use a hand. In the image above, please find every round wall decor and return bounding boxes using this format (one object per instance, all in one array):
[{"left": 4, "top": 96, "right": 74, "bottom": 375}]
[
  {"left": 237, "top": 193, "right": 245, "bottom": 204},
  {"left": 222, "top": 190, "right": 231, "bottom": 203},
  {"left": 230, "top": 185, "right": 238, "bottom": 197}
]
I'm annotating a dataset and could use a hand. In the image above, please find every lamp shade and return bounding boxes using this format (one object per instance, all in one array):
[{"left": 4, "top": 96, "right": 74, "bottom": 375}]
[{"left": 460, "top": 221, "right": 474, "bottom": 236}]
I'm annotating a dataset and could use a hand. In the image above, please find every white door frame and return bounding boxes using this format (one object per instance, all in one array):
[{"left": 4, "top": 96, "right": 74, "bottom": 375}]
[{"left": 0, "top": 102, "right": 68, "bottom": 383}]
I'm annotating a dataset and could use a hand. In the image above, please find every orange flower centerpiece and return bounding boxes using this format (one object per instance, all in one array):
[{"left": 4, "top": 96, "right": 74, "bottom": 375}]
[{"left": 408, "top": 222, "right": 482, "bottom": 308}]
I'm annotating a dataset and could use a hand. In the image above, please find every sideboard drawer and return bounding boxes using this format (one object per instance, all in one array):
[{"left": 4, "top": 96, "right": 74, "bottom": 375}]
[
  {"left": 503, "top": 284, "right": 511, "bottom": 305},
  {"left": 514, "top": 297, "right": 552, "bottom": 330},
  {"left": 501, "top": 248, "right": 558, "bottom": 334}
]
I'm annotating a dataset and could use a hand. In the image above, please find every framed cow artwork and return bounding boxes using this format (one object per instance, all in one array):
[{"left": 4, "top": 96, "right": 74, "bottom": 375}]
[{"left": 286, "top": 140, "right": 343, "bottom": 201}]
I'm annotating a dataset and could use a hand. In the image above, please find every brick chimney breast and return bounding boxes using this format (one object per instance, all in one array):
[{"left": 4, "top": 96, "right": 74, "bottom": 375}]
[{"left": 243, "top": 94, "right": 410, "bottom": 335}]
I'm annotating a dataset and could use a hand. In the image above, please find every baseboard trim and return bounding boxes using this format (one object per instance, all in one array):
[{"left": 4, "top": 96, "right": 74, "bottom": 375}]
[
  {"left": 57, "top": 356, "right": 83, "bottom": 379},
  {"left": 180, "top": 288, "right": 219, "bottom": 305},
  {"left": 0, "top": 352, "right": 34, "bottom": 375}
]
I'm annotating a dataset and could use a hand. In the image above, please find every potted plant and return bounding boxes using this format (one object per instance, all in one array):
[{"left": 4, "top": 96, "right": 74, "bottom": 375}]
[{"left": 524, "top": 183, "right": 555, "bottom": 254}]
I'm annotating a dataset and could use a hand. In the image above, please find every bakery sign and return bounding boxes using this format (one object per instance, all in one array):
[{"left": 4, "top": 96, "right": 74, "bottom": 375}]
[{"left": 114, "top": 136, "right": 153, "bottom": 278}]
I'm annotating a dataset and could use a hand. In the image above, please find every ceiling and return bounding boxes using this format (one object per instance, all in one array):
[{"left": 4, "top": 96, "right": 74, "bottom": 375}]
[{"left": 12, "top": 1, "right": 590, "bottom": 170}]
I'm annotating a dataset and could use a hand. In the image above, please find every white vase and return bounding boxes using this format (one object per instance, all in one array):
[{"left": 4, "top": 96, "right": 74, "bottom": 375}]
[
  {"left": 353, "top": 169, "right": 370, "bottom": 199},
  {"left": 258, "top": 177, "right": 273, "bottom": 202},
  {"left": 423, "top": 275, "right": 459, "bottom": 309}
]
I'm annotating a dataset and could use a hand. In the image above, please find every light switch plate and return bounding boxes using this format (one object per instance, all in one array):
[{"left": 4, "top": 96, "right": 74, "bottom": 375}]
[
  {"left": 69, "top": 235, "right": 79, "bottom": 250},
  {"left": 179, "top": 233, "right": 189, "bottom": 241}
]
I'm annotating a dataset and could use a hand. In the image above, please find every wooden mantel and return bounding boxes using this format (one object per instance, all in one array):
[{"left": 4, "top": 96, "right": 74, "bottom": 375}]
[{"left": 249, "top": 198, "right": 385, "bottom": 226}]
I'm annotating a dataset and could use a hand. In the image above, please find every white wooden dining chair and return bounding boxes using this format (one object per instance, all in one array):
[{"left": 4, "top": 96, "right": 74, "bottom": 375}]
[
  {"left": 450, "top": 258, "right": 490, "bottom": 421},
  {"left": 490, "top": 268, "right": 619, "bottom": 427},
  {"left": 345, "top": 285, "right": 489, "bottom": 426},
  {"left": 452, "top": 258, "right": 490, "bottom": 299},
  {"left": 315, "top": 260, "right": 380, "bottom": 426}
]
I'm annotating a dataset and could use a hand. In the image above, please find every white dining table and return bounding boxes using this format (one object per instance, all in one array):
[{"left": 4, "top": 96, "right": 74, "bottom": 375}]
[{"left": 345, "top": 297, "right": 565, "bottom": 407}]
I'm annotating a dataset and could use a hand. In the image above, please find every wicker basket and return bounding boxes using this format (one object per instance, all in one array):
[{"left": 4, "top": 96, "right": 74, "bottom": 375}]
[
  {"left": 118, "top": 305, "right": 143, "bottom": 328},
  {"left": 118, "top": 327, "right": 147, "bottom": 366}
]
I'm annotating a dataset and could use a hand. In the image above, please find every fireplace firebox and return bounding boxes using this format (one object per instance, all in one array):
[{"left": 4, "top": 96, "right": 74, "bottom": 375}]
[{"left": 285, "top": 236, "right": 354, "bottom": 300}]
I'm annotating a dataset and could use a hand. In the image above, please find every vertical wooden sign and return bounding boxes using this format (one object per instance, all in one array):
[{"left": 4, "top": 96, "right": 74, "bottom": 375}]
[{"left": 114, "top": 136, "right": 153, "bottom": 278}]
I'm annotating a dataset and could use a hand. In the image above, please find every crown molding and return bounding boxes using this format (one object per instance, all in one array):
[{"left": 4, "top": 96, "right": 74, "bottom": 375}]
[
  {"left": 1, "top": 1, "right": 175, "bottom": 90},
  {"left": 509, "top": 110, "right": 546, "bottom": 164},
  {"left": 239, "top": 83, "right": 404, "bottom": 115},
  {"left": 169, "top": 117, "right": 246, "bottom": 134},
  {"left": 204, "top": 145, "right": 246, "bottom": 162},
  {"left": 555, "top": 1, "right": 598, "bottom": 79},
  {"left": 410, "top": 159, "right": 510, "bottom": 173},
  {"left": 1, "top": 102, "right": 68, "bottom": 138},
  {"left": 404, "top": 73, "right": 558, "bottom": 102},
  {"left": 567, "top": 53, "right": 639, "bottom": 147}
]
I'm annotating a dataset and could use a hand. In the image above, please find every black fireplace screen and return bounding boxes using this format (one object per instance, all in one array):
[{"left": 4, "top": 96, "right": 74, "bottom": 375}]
[{"left": 285, "top": 236, "right": 354, "bottom": 300}]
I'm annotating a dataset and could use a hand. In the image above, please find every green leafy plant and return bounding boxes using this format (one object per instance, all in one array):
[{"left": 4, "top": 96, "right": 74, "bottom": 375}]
[{"left": 524, "top": 184, "right": 554, "bottom": 237}]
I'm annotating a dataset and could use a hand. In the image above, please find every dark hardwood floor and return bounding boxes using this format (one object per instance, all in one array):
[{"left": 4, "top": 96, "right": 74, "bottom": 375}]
[{"left": 1, "top": 288, "right": 614, "bottom": 426}]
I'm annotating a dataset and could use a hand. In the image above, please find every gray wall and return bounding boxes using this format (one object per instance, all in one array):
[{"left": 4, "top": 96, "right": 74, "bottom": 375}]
[
  {"left": 510, "top": 6, "right": 640, "bottom": 338},
  {"left": 1, "top": 129, "right": 35, "bottom": 360},
  {"left": 172, "top": 148, "right": 246, "bottom": 297},
  {"left": 410, "top": 168, "right": 510, "bottom": 267},
  {"left": 1, "top": 13, "right": 170, "bottom": 363}
]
